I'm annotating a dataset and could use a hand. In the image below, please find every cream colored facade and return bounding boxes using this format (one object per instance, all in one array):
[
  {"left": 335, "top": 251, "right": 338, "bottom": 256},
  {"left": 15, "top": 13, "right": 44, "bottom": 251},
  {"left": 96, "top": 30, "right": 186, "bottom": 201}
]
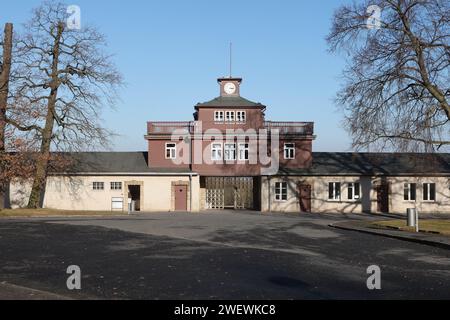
[
  {"left": 385, "top": 176, "right": 450, "bottom": 214},
  {"left": 261, "top": 175, "right": 450, "bottom": 214},
  {"left": 8, "top": 173, "right": 450, "bottom": 214},
  {"left": 9, "top": 174, "right": 200, "bottom": 212}
]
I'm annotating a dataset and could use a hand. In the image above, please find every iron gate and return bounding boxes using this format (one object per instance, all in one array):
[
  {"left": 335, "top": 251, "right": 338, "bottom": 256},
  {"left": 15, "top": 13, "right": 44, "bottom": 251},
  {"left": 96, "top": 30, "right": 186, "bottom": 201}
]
[{"left": 205, "top": 177, "right": 254, "bottom": 209}]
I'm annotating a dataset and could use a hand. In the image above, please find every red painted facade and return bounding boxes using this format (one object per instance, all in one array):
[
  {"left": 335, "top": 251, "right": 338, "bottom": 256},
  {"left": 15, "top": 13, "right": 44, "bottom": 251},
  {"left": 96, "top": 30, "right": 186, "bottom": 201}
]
[{"left": 145, "top": 77, "right": 315, "bottom": 176}]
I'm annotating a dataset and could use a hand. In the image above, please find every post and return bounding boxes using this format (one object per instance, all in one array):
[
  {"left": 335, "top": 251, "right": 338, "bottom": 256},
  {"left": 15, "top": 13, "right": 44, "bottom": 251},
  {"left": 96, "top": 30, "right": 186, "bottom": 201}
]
[{"left": 415, "top": 209, "right": 419, "bottom": 233}]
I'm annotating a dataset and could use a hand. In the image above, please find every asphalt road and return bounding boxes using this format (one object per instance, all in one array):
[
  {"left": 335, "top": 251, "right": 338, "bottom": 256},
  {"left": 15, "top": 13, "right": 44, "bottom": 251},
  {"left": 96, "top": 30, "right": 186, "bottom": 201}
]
[{"left": 0, "top": 211, "right": 449, "bottom": 299}]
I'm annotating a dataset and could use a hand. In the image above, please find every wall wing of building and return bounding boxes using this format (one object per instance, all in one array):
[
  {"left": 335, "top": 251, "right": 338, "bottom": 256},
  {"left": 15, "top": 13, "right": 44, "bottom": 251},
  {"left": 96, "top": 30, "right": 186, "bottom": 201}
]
[
  {"left": 9, "top": 175, "right": 200, "bottom": 212},
  {"left": 7, "top": 173, "right": 450, "bottom": 214},
  {"left": 260, "top": 175, "right": 450, "bottom": 214}
]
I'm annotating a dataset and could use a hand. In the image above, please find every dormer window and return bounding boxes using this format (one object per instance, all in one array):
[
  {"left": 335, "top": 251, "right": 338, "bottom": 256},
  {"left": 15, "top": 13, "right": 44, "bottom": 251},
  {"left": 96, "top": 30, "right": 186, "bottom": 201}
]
[
  {"left": 225, "top": 111, "right": 235, "bottom": 122},
  {"left": 236, "top": 111, "right": 246, "bottom": 123},
  {"left": 214, "top": 111, "right": 224, "bottom": 122}
]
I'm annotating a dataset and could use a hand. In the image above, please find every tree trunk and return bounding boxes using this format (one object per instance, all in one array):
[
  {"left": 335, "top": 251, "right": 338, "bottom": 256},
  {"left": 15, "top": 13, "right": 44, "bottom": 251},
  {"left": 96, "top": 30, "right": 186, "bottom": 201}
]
[
  {"left": 0, "top": 23, "right": 13, "bottom": 209},
  {"left": 27, "top": 23, "right": 63, "bottom": 209}
]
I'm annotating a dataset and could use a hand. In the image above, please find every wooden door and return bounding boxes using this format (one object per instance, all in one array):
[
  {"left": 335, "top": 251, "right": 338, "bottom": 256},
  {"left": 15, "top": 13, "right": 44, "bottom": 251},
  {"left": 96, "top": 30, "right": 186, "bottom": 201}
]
[
  {"left": 175, "top": 185, "right": 187, "bottom": 211},
  {"left": 298, "top": 184, "right": 312, "bottom": 212},
  {"left": 376, "top": 184, "right": 389, "bottom": 213}
]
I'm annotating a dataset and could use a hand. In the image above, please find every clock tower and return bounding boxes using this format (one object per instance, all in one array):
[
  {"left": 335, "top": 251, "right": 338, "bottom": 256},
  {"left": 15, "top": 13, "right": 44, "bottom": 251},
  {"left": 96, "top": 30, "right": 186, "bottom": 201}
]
[{"left": 218, "top": 77, "right": 242, "bottom": 97}]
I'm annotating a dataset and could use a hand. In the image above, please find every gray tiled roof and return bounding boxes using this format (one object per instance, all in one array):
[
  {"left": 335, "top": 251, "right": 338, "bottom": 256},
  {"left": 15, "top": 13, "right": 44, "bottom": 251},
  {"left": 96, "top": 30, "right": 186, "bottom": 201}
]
[
  {"left": 279, "top": 152, "right": 450, "bottom": 176},
  {"left": 195, "top": 96, "right": 265, "bottom": 108},
  {"left": 49, "top": 152, "right": 193, "bottom": 175},
  {"left": 48, "top": 151, "right": 450, "bottom": 176}
]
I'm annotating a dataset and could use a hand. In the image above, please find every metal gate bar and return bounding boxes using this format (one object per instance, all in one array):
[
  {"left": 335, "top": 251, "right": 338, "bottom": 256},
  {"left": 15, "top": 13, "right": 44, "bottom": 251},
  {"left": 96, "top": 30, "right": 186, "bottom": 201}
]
[{"left": 205, "top": 177, "right": 253, "bottom": 210}]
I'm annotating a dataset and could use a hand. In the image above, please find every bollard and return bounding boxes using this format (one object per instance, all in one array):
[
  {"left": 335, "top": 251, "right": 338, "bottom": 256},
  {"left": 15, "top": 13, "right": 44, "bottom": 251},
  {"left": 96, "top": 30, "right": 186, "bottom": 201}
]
[{"left": 407, "top": 208, "right": 416, "bottom": 227}]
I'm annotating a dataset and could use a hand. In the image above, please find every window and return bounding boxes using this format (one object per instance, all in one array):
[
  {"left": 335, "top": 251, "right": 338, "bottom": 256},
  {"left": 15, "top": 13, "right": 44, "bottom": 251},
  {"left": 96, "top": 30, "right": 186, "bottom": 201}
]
[
  {"left": 110, "top": 182, "right": 122, "bottom": 190},
  {"left": 214, "top": 111, "right": 224, "bottom": 122},
  {"left": 165, "top": 143, "right": 176, "bottom": 159},
  {"left": 224, "top": 143, "right": 236, "bottom": 161},
  {"left": 238, "top": 143, "right": 249, "bottom": 161},
  {"left": 211, "top": 143, "right": 223, "bottom": 161},
  {"left": 93, "top": 182, "right": 104, "bottom": 190},
  {"left": 404, "top": 183, "right": 416, "bottom": 201},
  {"left": 225, "top": 111, "right": 235, "bottom": 122},
  {"left": 284, "top": 143, "right": 295, "bottom": 159},
  {"left": 347, "top": 182, "right": 361, "bottom": 200},
  {"left": 236, "top": 111, "right": 246, "bottom": 122},
  {"left": 328, "top": 182, "right": 341, "bottom": 200},
  {"left": 423, "top": 183, "right": 436, "bottom": 201},
  {"left": 275, "top": 182, "right": 288, "bottom": 201}
]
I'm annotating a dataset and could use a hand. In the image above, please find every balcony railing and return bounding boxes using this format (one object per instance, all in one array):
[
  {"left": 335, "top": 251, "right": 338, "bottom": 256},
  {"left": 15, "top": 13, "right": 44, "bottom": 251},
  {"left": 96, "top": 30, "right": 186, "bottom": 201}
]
[
  {"left": 147, "top": 121, "right": 193, "bottom": 134},
  {"left": 147, "top": 121, "right": 314, "bottom": 135},
  {"left": 264, "top": 121, "right": 314, "bottom": 135}
]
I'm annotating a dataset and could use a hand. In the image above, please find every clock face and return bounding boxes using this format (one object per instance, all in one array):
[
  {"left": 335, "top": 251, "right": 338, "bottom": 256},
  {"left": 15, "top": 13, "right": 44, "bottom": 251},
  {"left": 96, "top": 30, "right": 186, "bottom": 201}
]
[{"left": 224, "top": 82, "right": 236, "bottom": 95}]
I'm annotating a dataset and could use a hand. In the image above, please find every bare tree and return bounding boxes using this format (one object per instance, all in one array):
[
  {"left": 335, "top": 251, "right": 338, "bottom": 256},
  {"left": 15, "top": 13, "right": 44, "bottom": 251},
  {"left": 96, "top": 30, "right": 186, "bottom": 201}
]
[
  {"left": 327, "top": 0, "right": 449, "bottom": 152},
  {"left": 10, "top": 1, "right": 123, "bottom": 208},
  {"left": 0, "top": 23, "right": 13, "bottom": 209}
]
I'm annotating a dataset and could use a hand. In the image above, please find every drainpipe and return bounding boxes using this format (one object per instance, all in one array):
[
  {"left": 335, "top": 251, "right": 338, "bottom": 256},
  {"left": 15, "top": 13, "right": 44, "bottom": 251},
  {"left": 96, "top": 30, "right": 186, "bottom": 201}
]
[
  {"left": 189, "top": 174, "right": 193, "bottom": 212},
  {"left": 188, "top": 123, "right": 193, "bottom": 212},
  {"left": 268, "top": 176, "right": 271, "bottom": 212}
]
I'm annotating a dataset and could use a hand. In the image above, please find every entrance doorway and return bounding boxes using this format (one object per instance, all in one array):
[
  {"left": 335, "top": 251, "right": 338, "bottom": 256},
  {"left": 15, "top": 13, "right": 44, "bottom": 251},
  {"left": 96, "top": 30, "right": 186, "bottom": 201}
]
[
  {"left": 298, "top": 184, "right": 312, "bottom": 212},
  {"left": 204, "top": 177, "right": 255, "bottom": 210},
  {"left": 128, "top": 185, "right": 141, "bottom": 211},
  {"left": 175, "top": 185, "right": 187, "bottom": 211},
  {"left": 376, "top": 183, "right": 389, "bottom": 213}
]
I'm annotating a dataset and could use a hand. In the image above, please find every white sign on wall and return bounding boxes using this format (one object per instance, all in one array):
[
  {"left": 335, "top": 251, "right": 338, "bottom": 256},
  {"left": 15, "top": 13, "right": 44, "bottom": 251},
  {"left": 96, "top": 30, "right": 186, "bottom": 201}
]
[{"left": 111, "top": 197, "right": 124, "bottom": 210}]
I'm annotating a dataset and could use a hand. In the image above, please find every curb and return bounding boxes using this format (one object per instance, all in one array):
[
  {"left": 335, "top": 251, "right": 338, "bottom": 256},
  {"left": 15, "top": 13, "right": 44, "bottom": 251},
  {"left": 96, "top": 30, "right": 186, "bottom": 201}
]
[
  {"left": 0, "top": 214, "right": 131, "bottom": 219},
  {"left": 0, "top": 282, "right": 72, "bottom": 300},
  {"left": 330, "top": 222, "right": 450, "bottom": 250}
]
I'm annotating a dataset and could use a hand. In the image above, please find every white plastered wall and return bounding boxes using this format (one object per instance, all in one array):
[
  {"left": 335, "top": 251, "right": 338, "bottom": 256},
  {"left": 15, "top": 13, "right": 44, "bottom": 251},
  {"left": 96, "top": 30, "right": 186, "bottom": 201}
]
[
  {"left": 9, "top": 175, "right": 200, "bottom": 212},
  {"left": 261, "top": 175, "right": 450, "bottom": 214}
]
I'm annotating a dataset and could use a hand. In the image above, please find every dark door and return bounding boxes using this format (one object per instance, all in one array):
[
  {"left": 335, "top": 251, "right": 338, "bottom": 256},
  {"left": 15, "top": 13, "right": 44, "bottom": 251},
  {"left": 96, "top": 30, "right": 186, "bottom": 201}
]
[
  {"left": 298, "top": 184, "right": 312, "bottom": 212},
  {"left": 128, "top": 185, "right": 141, "bottom": 211},
  {"left": 175, "top": 185, "right": 187, "bottom": 211},
  {"left": 376, "top": 184, "right": 389, "bottom": 213}
]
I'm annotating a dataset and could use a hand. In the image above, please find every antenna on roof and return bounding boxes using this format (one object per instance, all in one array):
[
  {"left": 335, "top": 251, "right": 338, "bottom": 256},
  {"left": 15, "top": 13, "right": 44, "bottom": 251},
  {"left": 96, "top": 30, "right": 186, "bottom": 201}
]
[{"left": 229, "top": 42, "right": 232, "bottom": 78}]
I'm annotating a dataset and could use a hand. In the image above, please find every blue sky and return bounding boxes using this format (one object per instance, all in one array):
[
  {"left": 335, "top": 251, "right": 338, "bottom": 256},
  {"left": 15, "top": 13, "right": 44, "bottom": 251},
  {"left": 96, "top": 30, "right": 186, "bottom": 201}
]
[{"left": 2, "top": 0, "right": 352, "bottom": 152}]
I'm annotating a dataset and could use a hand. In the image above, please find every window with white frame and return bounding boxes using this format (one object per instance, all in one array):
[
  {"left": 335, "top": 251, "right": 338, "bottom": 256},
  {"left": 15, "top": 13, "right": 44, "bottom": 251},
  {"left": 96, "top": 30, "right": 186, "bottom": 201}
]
[
  {"left": 404, "top": 183, "right": 416, "bottom": 201},
  {"left": 224, "top": 143, "right": 236, "bottom": 161},
  {"left": 423, "top": 183, "right": 436, "bottom": 201},
  {"left": 238, "top": 143, "right": 249, "bottom": 161},
  {"left": 275, "top": 182, "right": 288, "bottom": 201},
  {"left": 328, "top": 182, "right": 341, "bottom": 200},
  {"left": 211, "top": 143, "right": 223, "bottom": 161},
  {"left": 110, "top": 182, "right": 122, "bottom": 190},
  {"left": 236, "top": 111, "right": 246, "bottom": 122},
  {"left": 347, "top": 182, "right": 361, "bottom": 200},
  {"left": 93, "top": 182, "right": 104, "bottom": 190},
  {"left": 225, "top": 111, "right": 235, "bottom": 122},
  {"left": 214, "top": 111, "right": 224, "bottom": 122},
  {"left": 284, "top": 143, "right": 295, "bottom": 159},
  {"left": 165, "top": 143, "right": 176, "bottom": 159}
]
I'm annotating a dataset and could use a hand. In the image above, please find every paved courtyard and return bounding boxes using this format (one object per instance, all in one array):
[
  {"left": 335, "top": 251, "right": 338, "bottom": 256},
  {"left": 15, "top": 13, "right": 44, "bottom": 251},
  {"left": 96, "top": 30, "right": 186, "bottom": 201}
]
[{"left": 0, "top": 211, "right": 449, "bottom": 299}]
